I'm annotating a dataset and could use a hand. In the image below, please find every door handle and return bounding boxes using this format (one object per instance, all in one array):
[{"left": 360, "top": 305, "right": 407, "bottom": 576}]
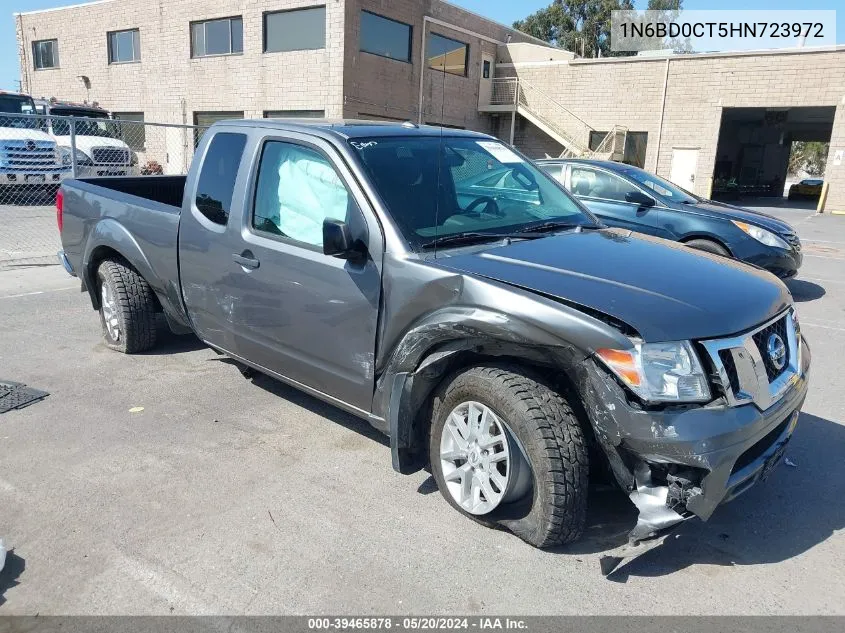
[{"left": 233, "top": 252, "right": 260, "bottom": 270}]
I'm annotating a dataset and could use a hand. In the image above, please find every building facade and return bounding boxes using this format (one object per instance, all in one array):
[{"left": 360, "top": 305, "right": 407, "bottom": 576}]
[{"left": 15, "top": 0, "right": 845, "bottom": 211}]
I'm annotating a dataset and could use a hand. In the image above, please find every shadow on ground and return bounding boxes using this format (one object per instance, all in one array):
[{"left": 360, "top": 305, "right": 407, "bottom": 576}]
[
  {"left": 600, "top": 412, "right": 845, "bottom": 580},
  {"left": 786, "top": 279, "right": 826, "bottom": 302},
  {"left": 0, "top": 550, "right": 25, "bottom": 606}
]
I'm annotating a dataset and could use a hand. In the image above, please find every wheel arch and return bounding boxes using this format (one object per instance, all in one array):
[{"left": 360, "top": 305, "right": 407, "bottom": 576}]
[{"left": 678, "top": 233, "right": 734, "bottom": 256}]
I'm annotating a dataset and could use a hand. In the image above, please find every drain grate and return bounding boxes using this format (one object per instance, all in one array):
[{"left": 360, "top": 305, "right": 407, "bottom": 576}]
[{"left": 0, "top": 381, "right": 49, "bottom": 413}]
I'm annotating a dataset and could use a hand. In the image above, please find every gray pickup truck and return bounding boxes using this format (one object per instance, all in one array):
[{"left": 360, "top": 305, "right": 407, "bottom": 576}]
[{"left": 58, "top": 120, "right": 809, "bottom": 557}]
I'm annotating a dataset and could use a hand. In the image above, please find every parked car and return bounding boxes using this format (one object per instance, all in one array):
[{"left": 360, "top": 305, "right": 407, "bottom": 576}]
[
  {"left": 788, "top": 178, "right": 823, "bottom": 200},
  {"left": 57, "top": 121, "right": 810, "bottom": 553},
  {"left": 538, "top": 159, "right": 803, "bottom": 279},
  {"left": 0, "top": 91, "right": 70, "bottom": 197},
  {"left": 33, "top": 99, "right": 138, "bottom": 178}
]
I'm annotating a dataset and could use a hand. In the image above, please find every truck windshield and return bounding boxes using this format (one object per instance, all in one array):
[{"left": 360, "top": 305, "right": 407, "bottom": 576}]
[
  {"left": 0, "top": 94, "right": 45, "bottom": 131},
  {"left": 51, "top": 111, "right": 121, "bottom": 138},
  {"left": 348, "top": 136, "right": 597, "bottom": 250}
]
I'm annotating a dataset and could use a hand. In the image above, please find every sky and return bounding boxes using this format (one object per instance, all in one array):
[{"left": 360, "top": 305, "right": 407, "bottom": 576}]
[{"left": 2, "top": 0, "right": 843, "bottom": 92}]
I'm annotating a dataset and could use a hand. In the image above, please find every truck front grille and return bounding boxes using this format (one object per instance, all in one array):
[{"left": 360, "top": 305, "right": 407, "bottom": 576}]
[
  {"left": 92, "top": 147, "right": 130, "bottom": 165},
  {"left": 700, "top": 310, "right": 801, "bottom": 410},
  {"left": 0, "top": 141, "right": 58, "bottom": 170},
  {"left": 751, "top": 315, "right": 790, "bottom": 382}
]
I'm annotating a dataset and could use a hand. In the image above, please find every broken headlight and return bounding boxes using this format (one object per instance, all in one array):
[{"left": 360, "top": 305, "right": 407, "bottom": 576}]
[{"left": 596, "top": 341, "right": 711, "bottom": 403}]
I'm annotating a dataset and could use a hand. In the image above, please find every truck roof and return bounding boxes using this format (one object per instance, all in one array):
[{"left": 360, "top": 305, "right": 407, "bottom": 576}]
[{"left": 219, "top": 118, "right": 494, "bottom": 141}]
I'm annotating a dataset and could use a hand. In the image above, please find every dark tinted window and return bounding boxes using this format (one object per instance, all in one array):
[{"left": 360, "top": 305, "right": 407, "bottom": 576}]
[
  {"left": 427, "top": 33, "right": 468, "bottom": 77},
  {"left": 191, "top": 17, "right": 243, "bottom": 57},
  {"left": 264, "top": 7, "right": 326, "bottom": 52},
  {"left": 33, "top": 39, "right": 59, "bottom": 69},
  {"left": 195, "top": 132, "right": 247, "bottom": 225},
  {"left": 360, "top": 11, "right": 412, "bottom": 62}
]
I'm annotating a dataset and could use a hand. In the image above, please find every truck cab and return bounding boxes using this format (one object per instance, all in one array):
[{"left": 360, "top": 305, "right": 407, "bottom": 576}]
[
  {"left": 34, "top": 99, "right": 138, "bottom": 178},
  {"left": 0, "top": 91, "right": 70, "bottom": 195}
]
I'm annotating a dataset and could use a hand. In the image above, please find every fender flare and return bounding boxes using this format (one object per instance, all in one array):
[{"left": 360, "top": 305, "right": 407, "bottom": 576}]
[
  {"left": 379, "top": 306, "right": 587, "bottom": 474},
  {"left": 82, "top": 218, "right": 159, "bottom": 309}
]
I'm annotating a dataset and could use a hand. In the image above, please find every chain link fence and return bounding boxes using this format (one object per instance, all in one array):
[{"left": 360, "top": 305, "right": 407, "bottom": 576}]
[{"left": 0, "top": 113, "right": 207, "bottom": 270}]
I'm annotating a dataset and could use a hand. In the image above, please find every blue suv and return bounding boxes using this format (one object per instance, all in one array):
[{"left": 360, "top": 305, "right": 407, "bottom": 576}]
[{"left": 538, "top": 159, "right": 802, "bottom": 279}]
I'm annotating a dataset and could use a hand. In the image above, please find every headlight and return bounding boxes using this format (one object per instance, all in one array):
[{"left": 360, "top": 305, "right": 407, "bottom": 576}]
[
  {"left": 58, "top": 147, "right": 71, "bottom": 166},
  {"left": 731, "top": 220, "right": 789, "bottom": 249},
  {"left": 596, "top": 341, "right": 711, "bottom": 403},
  {"left": 130, "top": 151, "right": 138, "bottom": 166},
  {"left": 59, "top": 146, "right": 93, "bottom": 166}
]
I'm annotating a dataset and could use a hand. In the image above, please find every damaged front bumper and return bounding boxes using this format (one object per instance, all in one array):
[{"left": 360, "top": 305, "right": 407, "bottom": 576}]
[{"left": 583, "top": 336, "right": 810, "bottom": 548}]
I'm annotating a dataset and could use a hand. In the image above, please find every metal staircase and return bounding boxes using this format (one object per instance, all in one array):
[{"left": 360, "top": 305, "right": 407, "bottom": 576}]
[{"left": 483, "top": 77, "right": 627, "bottom": 161}]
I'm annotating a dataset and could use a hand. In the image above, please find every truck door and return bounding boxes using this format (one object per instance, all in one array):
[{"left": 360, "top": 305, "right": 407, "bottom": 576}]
[{"left": 231, "top": 133, "right": 382, "bottom": 413}]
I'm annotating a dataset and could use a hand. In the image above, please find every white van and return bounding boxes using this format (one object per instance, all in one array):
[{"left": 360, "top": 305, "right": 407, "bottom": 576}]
[{"left": 34, "top": 100, "right": 138, "bottom": 177}]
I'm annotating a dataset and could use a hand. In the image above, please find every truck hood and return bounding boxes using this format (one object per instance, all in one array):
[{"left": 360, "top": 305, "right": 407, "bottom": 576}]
[
  {"left": 0, "top": 127, "right": 55, "bottom": 143},
  {"left": 681, "top": 199, "right": 795, "bottom": 235},
  {"left": 52, "top": 135, "right": 130, "bottom": 154},
  {"left": 431, "top": 229, "right": 792, "bottom": 342}
]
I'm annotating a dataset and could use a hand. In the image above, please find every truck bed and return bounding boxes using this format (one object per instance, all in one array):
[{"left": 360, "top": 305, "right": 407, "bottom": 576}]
[
  {"left": 75, "top": 175, "right": 186, "bottom": 209},
  {"left": 59, "top": 176, "right": 189, "bottom": 329}
]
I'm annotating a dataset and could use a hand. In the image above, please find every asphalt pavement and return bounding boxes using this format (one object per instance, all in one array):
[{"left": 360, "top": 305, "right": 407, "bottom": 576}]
[{"left": 0, "top": 200, "right": 843, "bottom": 614}]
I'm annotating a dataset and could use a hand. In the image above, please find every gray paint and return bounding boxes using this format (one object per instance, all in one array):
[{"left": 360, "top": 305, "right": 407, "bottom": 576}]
[{"left": 57, "top": 119, "right": 811, "bottom": 539}]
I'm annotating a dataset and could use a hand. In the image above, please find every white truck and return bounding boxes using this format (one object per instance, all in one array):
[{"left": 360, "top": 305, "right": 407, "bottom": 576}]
[
  {"left": 0, "top": 91, "right": 70, "bottom": 197},
  {"left": 34, "top": 99, "right": 138, "bottom": 178}
]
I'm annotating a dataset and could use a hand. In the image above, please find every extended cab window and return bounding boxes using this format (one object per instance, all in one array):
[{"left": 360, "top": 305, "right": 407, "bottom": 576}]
[
  {"left": 195, "top": 132, "right": 247, "bottom": 225},
  {"left": 252, "top": 141, "right": 350, "bottom": 248}
]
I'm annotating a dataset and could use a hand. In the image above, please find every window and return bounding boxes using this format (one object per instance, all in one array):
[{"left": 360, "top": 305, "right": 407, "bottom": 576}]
[
  {"left": 108, "top": 29, "right": 141, "bottom": 63},
  {"left": 113, "top": 112, "right": 145, "bottom": 151},
  {"left": 482, "top": 59, "right": 491, "bottom": 79},
  {"left": 570, "top": 166, "right": 641, "bottom": 202},
  {"left": 264, "top": 110, "right": 325, "bottom": 118},
  {"left": 195, "top": 132, "right": 247, "bottom": 225},
  {"left": 33, "top": 39, "right": 59, "bottom": 69},
  {"left": 360, "top": 11, "right": 412, "bottom": 62},
  {"left": 620, "top": 165, "right": 698, "bottom": 203},
  {"left": 193, "top": 111, "right": 244, "bottom": 147},
  {"left": 253, "top": 141, "right": 351, "bottom": 248},
  {"left": 427, "top": 33, "right": 468, "bottom": 77},
  {"left": 264, "top": 6, "right": 325, "bottom": 53},
  {"left": 589, "top": 130, "right": 648, "bottom": 168},
  {"left": 349, "top": 136, "right": 592, "bottom": 250},
  {"left": 191, "top": 17, "right": 243, "bottom": 57}
]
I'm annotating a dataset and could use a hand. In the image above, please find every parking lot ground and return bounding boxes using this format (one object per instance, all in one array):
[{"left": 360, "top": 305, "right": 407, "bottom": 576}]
[{"left": 0, "top": 204, "right": 844, "bottom": 614}]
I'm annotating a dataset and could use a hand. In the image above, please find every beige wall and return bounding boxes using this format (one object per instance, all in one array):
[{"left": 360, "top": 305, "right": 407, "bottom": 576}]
[{"left": 499, "top": 48, "right": 845, "bottom": 211}]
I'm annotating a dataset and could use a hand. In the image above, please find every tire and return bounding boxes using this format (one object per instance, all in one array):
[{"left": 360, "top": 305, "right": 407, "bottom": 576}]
[
  {"left": 96, "top": 258, "right": 157, "bottom": 353},
  {"left": 685, "top": 238, "right": 731, "bottom": 257},
  {"left": 429, "top": 364, "right": 589, "bottom": 547}
]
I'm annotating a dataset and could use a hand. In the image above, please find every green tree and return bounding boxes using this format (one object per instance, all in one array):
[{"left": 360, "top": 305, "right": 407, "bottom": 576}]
[
  {"left": 513, "top": 0, "right": 636, "bottom": 58},
  {"left": 789, "top": 141, "right": 829, "bottom": 177},
  {"left": 646, "top": 0, "right": 683, "bottom": 10}
]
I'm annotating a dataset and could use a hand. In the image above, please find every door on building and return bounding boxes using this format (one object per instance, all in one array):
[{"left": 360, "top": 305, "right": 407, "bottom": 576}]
[
  {"left": 670, "top": 148, "right": 699, "bottom": 193},
  {"left": 477, "top": 52, "right": 495, "bottom": 109}
]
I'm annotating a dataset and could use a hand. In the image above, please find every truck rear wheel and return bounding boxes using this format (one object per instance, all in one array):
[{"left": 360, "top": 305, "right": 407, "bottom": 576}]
[
  {"left": 429, "top": 364, "right": 589, "bottom": 547},
  {"left": 96, "top": 258, "right": 157, "bottom": 354}
]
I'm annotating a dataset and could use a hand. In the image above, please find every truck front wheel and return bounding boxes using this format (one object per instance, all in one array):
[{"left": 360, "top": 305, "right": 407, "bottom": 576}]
[
  {"left": 429, "top": 364, "right": 589, "bottom": 547},
  {"left": 96, "top": 258, "right": 157, "bottom": 353}
]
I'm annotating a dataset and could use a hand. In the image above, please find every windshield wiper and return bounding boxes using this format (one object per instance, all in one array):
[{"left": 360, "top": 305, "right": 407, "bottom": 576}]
[
  {"left": 420, "top": 232, "right": 537, "bottom": 250},
  {"left": 516, "top": 220, "right": 598, "bottom": 233}
]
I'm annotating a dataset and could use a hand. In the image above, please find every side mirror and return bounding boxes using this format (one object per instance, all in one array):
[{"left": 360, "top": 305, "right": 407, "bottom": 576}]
[
  {"left": 625, "top": 190, "right": 655, "bottom": 208},
  {"left": 323, "top": 218, "right": 362, "bottom": 260}
]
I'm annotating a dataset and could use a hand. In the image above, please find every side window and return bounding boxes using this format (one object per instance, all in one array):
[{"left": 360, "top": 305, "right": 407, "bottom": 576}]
[
  {"left": 252, "top": 141, "right": 351, "bottom": 249},
  {"left": 570, "top": 167, "right": 597, "bottom": 197},
  {"left": 195, "top": 132, "right": 247, "bottom": 225},
  {"left": 592, "top": 171, "right": 642, "bottom": 202}
]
